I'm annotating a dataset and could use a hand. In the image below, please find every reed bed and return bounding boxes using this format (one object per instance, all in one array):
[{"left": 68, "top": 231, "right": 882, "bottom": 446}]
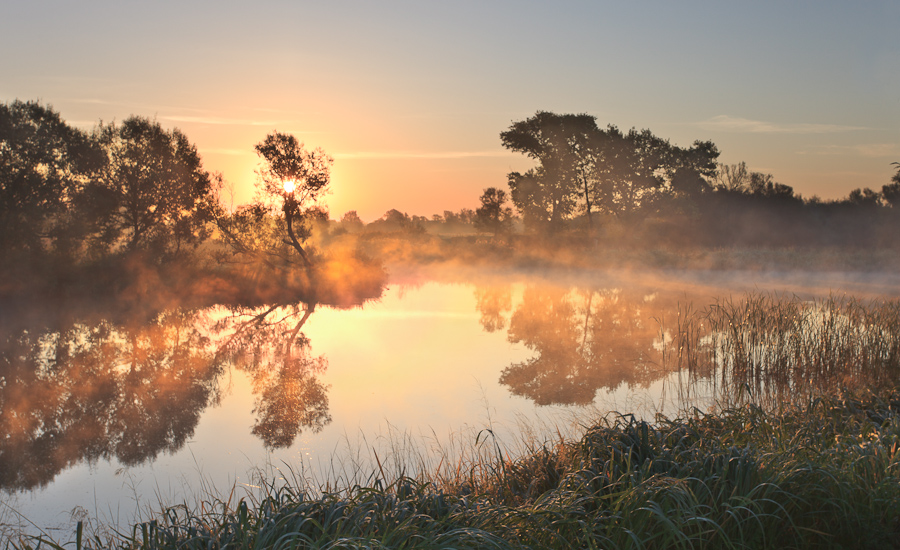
[{"left": 663, "top": 293, "right": 900, "bottom": 410}]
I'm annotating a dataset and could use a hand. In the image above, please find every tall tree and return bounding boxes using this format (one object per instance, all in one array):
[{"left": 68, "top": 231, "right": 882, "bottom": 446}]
[
  {"left": 501, "top": 112, "right": 719, "bottom": 229},
  {"left": 95, "top": 117, "right": 220, "bottom": 258},
  {"left": 253, "top": 132, "right": 332, "bottom": 269},
  {"left": 0, "top": 100, "right": 102, "bottom": 255},
  {"left": 501, "top": 112, "right": 598, "bottom": 228}
]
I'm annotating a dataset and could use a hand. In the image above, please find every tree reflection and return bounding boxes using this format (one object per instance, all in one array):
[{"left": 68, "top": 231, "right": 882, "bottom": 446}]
[
  {"left": 0, "top": 296, "right": 343, "bottom": 491},
  {"left": 473, "top": 286, "right": 512, "bottom": 333},
  {"left": 0, "top": 310, "right": 221, "bottom": 491},
  {"left": 482, "top": 284, "right": 670, "bottom": 406},
  {"left": 213, "top": 303, "right": 330, "bottom": 449}
]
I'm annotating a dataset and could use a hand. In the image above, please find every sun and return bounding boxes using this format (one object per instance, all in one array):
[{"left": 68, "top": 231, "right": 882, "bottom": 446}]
[{"left": 283, "top": 179, "right": 296, "bottom": 193}]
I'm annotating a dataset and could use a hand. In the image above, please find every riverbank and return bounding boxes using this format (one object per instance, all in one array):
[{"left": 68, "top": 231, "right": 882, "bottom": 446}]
[{"left": 11, "top": 384, "right": 900, "bottom": 549}]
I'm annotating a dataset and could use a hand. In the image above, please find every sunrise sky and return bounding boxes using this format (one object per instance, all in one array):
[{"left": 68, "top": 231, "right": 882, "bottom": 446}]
[{"left": 3, "top": 1, "right": 898, "bottom": 221}]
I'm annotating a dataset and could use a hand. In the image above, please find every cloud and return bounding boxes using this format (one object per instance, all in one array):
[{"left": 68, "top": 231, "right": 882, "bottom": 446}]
[
  {"left": 698, "top": 115, "right": 866, "bottom": 134},
  {"left": 798, "top": 143, "right": 900, "bottom": 158},
  {"left": 333, "top": 150, "right": 511, "bottom": 160}
]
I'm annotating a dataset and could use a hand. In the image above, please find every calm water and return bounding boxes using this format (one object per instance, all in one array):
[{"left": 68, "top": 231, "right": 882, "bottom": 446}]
[{"left": 3, "top": 268, "right": 900, "bottom": 540}]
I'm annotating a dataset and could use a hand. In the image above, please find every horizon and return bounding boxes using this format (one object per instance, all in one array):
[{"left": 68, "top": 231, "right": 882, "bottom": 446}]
[{"left": 3, "top": 1, "right": 898, "bottom": 221}]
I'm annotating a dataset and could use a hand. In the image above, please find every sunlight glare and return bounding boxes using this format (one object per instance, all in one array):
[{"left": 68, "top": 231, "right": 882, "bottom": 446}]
[{"left": 283, "top": 179, "right": 296, "bottom": 193}]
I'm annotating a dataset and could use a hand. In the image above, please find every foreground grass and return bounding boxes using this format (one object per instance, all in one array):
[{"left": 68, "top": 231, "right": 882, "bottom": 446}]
[{"left": 11, "top": 386, "right": 900, "bottom": 550}]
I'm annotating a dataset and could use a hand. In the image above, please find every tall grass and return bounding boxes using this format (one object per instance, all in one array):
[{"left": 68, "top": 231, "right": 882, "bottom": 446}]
[
  {"left": 11, "top": 386, "right": 900, "bottom": 549},
  {"left": 662, "top": 293, "right": 900, "bottom": 409}
]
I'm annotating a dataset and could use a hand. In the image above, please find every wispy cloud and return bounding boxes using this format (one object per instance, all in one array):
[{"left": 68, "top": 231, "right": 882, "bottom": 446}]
[
  {"left": 798, "top": 143, "right": 900, "bottom": 158},
  {"left": 333, "top": 150, "right": 511, "bottom": 160},
  {"left": 160, "top": 115, "right": 281, "bottom": 127},
  {"left": 698, "top": 115, "right": 866, "bottom": 134}
]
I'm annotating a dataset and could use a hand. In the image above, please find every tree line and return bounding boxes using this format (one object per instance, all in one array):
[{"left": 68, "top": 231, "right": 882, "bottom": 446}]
[
  {"left": 1, "top": 100, "right": 220, "bottom": 264},
  {"left": 468, "top": 111, "right": 900, "bottom": 248},
  {"left": 0, "top": 99, "right": 385, "bottom": 306},
  {"left": 4, "top": 100, "right": 899, "bottom": 290}
]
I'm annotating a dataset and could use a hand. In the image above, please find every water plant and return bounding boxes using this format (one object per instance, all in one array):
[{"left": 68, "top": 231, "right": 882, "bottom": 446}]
[{"left": 662, "top": 293, "right": 900, "bottom": 409}]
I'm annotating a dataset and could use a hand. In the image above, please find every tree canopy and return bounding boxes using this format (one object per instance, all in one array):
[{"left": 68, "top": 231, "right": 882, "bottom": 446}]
[
  {"left": 500, "top": 111, "right": 720, "bottom": 229},
  {"left": 0, "top": 100, "right": 103, "bottom": 254},
  {"left": 94, "top": 116, "right": 220, "bottom": 258}
]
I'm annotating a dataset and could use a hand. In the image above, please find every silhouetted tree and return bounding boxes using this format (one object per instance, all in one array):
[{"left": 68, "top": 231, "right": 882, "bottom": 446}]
[
  {"left": 749, "top": 172, "right": 794, "bottom": 199},
  {"left": 883, "top": 162, "right": 900, "bottom": 208},
  {"left": 849, "top": 187, "right": 881, "bottom": 207},
  {"left": 714, "top": 162, "right": 750, "bottom": 192},
  {"left": 94, "top": 117, "right": 220, "bottom": 258},
  {"left": 340, "top": 210, "right": 365, "bottom": 232},
  {"left": 474, "top": 187, "right": 514, "bottom": 234},
  {"left": 0, "top": 100, "right": 103, "bottom": 255},
  {"left": 501, "top": 112, "right": 719, "bottom": 230},
  {"left": 501, "top": 112, "right": 597, "bottom": 228},
  {"left": 254, "top": 132, "right": 333, "bottom": 269}
]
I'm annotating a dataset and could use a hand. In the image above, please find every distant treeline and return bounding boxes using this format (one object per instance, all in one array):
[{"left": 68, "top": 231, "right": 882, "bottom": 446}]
[
  {"left": 344, "top": 111, "right": 900, "bottom": 249},
  {"left": 3, "top": 100, "right": 899, "bottom": 293}
]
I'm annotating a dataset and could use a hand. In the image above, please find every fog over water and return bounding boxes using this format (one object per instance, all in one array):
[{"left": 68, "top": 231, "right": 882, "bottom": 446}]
[{"left": 3, "top": 266, "right": 899, "bottom": 540}]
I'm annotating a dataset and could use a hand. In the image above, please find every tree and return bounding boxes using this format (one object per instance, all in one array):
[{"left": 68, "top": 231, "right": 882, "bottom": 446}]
[
  {"left": 501, "top": 112, "right": 598, "bottom": 228},
  {"left": 474, "top": 187, "right": 514, "bottom": 234},
  {"left": 501, "top": 112, "right": 719, "bottom": 229},
  {"left": 340, "top": 210, "right": 365, "bottom": 232},
  {"left": 254, "top": 132, "right": 333, "bottom": 269},
  {"left": 848, "top": 187, "right": 881, "bottom": 207},
  {"left": 748, "top": 172, "right": 794, "bottom": 199},
  {"left": 0, "top": 100, "right": 102, "bottom": 255},
  {"left": 95, "top": 117, "right": 220, "bottom": 258},
  {"left": 668, "top": 140, "right": 719, "bottom": 198},
  {"left": 714, "top": 161, "right": 750, "bottom": 192},
  {"left": 884, "top": 162, "right": 900, "bottom": 208}
]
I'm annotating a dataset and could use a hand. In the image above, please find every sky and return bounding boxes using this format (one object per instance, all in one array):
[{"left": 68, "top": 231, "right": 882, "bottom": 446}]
[{"left": 3, "top": 1, "right": 898, "bottom": 221}]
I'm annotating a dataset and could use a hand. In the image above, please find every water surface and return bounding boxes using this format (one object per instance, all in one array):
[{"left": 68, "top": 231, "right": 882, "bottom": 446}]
[{"left": 3, "top": 268, "right": 899, "bottom": 539}]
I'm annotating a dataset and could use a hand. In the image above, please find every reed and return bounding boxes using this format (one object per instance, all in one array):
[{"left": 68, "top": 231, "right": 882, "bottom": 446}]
[
  {"left": 662, "top": 293, "right": 900, "bottom": 410},
  {"left": 10, "top": 384, "right": 900, "bottom": 549}
]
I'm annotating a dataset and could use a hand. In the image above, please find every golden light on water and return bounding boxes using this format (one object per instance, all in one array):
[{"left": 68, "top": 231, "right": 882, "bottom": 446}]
[{"left": 283, "top": 179, "right": 296, "bottom": 193}]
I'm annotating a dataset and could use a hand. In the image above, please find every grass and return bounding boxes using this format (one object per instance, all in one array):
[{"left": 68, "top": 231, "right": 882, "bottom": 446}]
[
  {"left": 661, "top": 293, "right": 900, "bottom": 410},
  {"left": 10, "top": 386, "right": 900, "bottom": 549},
  {"left": 9, "top": 293, "right": 900, "bottom": 549}
]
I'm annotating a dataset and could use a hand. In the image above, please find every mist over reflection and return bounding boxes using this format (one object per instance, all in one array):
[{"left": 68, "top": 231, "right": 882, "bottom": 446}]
[
  {"left": 478, "top": 284, "right": 671, "bottom": 406},
  {"left": 478, "top": 281, "right": 900, "bottom": 409},
  {"left": 0, "top": 292, "right": 366, "bottom": 492},
  {"left": 213, "top": 303, "right": 330, "bottom": 449},
  {"left": 0, "top": 308, "right": 221, "bottom": 491}
]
